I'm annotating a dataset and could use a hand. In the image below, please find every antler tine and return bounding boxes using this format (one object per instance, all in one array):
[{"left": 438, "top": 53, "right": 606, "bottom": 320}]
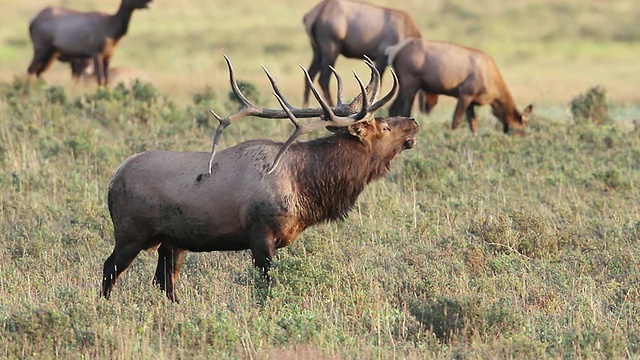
[
  {"left": 350, "top": 70, "right": 370, "bottom": 121},
  {"left": 206, "top": 109, "right": 230, "bottom": 174},
  {"left": 261, "top": 64, "right": 295, "bottom": 110},
  {"left": 205, "top": 54, "right": 257, "bottom": 175},
  {"left": 347, "top": 57, "right": 381, "bottom": 112},
  {"left": 368, "top": 67, "right": 400, "bottom": 112},
  {"left": 362, "top": 55, "right": 381, "bottom": 104},
  {"left": 329, "top": 66, "right": 345, "bottom": 107},
  {"left": 223, "top": 54, "right": 260, "bottom": 121},
  {"left": 220, "top": 55, "right": 302, "bottom": 120},
  {"left": 266, "top": 93, "right": 328, "bottom": 174},
  {"left": 300, "top": 64, "right": 362, "bottom": 126}
]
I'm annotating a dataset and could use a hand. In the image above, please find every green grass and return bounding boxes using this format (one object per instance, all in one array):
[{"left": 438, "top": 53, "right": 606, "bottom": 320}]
[
  {"left": 1, "top": 0, "right": 640, "bottom": 358},
  {"left": 1, "top": 73, "right": 639, "bottom": 359}
]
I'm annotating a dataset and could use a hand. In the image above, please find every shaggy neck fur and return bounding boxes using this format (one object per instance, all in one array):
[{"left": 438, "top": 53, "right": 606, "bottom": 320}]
[{"left": 289, "top": 131, "right": 400, "bottom": 229}]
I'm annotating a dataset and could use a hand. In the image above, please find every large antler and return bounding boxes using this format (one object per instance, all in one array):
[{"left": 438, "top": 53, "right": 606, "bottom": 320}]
[
  {"left": 265, "top": 65, "right": 370, "bottom": 173},
  {"left": 204, "top": 55, "right": 399, "bottom": 176}
]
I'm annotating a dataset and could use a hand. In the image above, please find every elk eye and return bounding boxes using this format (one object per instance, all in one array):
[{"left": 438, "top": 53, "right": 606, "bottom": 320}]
[{"left": 383, "top": 125, "right": 391, "bottom": 132}]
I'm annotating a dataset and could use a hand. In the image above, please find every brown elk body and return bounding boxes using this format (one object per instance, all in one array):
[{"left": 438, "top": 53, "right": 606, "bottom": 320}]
[
  {"left": 387, "top": 38, "right": 532, "bottom": 135},
  {"left": 302, "top": 0, "right": 421, "bottom": 106},
  {"left": 27, "top": 0, "right": 151, "bottom": 86},
  {"left": 101, "top": 58, "right": 418, "bottom": 302}
]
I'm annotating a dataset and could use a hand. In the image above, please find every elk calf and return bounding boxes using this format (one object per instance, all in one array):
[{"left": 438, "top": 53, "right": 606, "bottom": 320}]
[{"left": 387, "top": 38, "right": 532, "bottom": 135}]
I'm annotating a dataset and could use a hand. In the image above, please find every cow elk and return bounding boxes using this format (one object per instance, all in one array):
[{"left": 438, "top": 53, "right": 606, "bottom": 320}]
[
  {"left": 27, "top": 0, "right": 152, "bottom": 86},
  {"left": 387, "top": 38, "right": 532, "bottom": 136},
  {"left": 101, "top": 56, "right": 418, "bottom": 302},
  {"left": 302, "top": 0, "right": 421, "bottom": 106}
]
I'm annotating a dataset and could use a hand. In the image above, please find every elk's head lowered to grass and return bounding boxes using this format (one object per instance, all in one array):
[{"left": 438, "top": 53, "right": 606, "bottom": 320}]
[
  {"left": 102, "top": 56, "right": 418, "bottom": 302},
  {"left": 387, "top": 38, "right": 532, "bottom": 136}
]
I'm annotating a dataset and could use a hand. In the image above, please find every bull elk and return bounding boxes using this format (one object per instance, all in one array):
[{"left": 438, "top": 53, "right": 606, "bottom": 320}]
[
  {"left": 387, "top": 38, "right": 532, "bottom": 135},
  {"left": 302, "top": 0, "right": 421, "bottom": 107},
  {"left": 101, "top": 56, "right": 418, "bottom": 302},
  {"left": 27, "top": 0, "right": 152, "bottom": 86}
]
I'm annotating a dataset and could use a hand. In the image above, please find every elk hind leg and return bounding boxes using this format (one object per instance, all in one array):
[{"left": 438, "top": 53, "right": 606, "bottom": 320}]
[
  {"left": 101, "top": 240, "right": 145, "bottom": 299},
  {"left": 466, "top": 105, "right": 479, "bottom": 136},
  {"left": 303, "top": 50, "right": 322, "bottom": 107},
  {"left": 389, "top": 81, "right": 419, "bottom": 116},
  {"left": 317, "top": 43, "right": 340, "bottom": 106},
  {"left": 419, "top": 91, "right": 439, "bottom": 114},
  {"left": 153, "top": 243, "right": 186, "bottom": 302},
  {"left": 27, "top": 48, "right": 57, "bottom": 77}
]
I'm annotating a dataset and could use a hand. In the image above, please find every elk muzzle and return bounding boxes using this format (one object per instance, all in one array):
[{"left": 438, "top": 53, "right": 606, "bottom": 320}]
[{"left": 403, "top": 118, "right": 419, "bottom": 149}]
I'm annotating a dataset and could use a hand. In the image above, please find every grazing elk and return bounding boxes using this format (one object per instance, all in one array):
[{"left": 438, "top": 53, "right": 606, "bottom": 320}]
[
  {"left": 27, "top": 0, "right": 152, "bottom": 86},
  {"left": 101, "top": 56, "right": 418, "bottom": 302},
  {"left": 387, "top": 38, "right": 532, "bottom": 136},
  {"left": 302, "top": 0, "right": 421, "bottom": 106}
]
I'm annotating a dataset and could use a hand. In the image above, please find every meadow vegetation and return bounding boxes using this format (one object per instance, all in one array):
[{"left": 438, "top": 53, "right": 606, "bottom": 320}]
[{"left": 1, "top": 0, "right": 639, "bottom": 358}]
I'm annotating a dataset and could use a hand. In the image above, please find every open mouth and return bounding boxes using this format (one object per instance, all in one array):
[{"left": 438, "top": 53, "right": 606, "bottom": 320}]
[{"left": 403, "top": 137, "right": 417, "bottom": 150}]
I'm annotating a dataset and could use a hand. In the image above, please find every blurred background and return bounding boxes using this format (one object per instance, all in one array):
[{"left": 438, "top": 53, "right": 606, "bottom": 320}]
[{"left": 2, "top": 0, "right": 639, "bottom": 106}]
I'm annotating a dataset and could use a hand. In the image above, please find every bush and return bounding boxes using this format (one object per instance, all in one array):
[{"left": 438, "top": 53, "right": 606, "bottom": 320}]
[{"left": 569, "top": 86, "right": 612, "bottom": 125}]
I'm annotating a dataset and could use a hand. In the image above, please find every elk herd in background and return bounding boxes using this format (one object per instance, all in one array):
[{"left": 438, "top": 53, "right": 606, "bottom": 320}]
[
  {"left": 26, "top": 0, "right": 531, "bottom": 136},
  {"left": 23, "top": 0, "right": 532, "bottom": 300}
]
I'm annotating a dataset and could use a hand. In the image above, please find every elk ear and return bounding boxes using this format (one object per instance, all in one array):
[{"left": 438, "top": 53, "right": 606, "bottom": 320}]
[{"left": 521, "top": 104, "right": 533, "bottom": 125}]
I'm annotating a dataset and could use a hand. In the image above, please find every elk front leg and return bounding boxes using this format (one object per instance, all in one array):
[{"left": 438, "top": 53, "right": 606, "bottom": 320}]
[
  {"left": 153, "top": 243, "right": 186, "bottom": 302},
  {"left": 452, "top": 95, "right": 473, "bottom": 130},
  {"left": 92, "top": 55, "right": 104, "bottom": 86},
  {"left": 250, "top": 230, "right": 277, "bottom": 285},
  {"left": 102, "top": 56, "right": 111, "bottom": 86}
]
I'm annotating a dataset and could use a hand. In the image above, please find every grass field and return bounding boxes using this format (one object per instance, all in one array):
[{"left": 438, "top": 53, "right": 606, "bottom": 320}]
[{"left": 1, "top": 0, "right": 640, "bottom": 358}]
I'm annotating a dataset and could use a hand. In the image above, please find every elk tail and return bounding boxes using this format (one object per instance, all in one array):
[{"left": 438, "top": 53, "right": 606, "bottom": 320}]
[{"left": 302, "top": 0, "right": 328, "bottom": 50}]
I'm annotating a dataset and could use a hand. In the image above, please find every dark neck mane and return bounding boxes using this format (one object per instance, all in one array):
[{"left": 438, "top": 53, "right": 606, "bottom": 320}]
[{"left": 288, "top": 132, "right": 393, "bottom": 228}]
